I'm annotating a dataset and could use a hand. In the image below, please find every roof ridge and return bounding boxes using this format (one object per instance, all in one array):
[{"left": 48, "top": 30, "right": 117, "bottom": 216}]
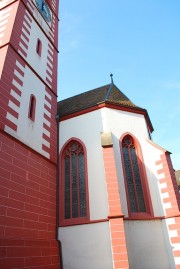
[{"left": 105, "top": 82, "right": 114, "bottom": 101}]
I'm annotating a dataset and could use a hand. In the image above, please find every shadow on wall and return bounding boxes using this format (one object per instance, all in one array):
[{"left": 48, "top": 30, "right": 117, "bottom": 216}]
[{"left": 112, "top": 132, "right": 177, "bottom": 269}]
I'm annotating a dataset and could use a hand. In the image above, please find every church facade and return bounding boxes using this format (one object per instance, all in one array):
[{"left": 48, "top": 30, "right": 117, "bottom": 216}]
[{"left": 0, "top": 0, "right": 180, "bottom": 268}]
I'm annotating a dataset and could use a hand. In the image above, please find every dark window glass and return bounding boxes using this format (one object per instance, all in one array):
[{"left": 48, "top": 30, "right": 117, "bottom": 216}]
[
  {"left": 36, "top": 38, "right": 42, "bottom": 56},
  {"left": 122, "top": 135, "right": 146, "bottom": 212},
  {"left": 63, "top": 141, "right": 87, "bottom": 219},
  {"left": 28, "top": 95, "right": 36, "bottom": 121}
]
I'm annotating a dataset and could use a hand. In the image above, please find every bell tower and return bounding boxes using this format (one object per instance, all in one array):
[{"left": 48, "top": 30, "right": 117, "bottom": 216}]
[{"left": 0, "top": 0, "right": 60, "bottom": 267}]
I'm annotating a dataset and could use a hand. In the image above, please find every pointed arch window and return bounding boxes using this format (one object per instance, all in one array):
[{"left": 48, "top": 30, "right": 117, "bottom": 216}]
[
  {"left": 121, "top": 134, "right": 152, "bottom": 216},
  {"left": 28, "top": 94, "right": 36, "bottom": 121},
  {"left": 60, "top": 139, "right": 89, "bottom": 225}
]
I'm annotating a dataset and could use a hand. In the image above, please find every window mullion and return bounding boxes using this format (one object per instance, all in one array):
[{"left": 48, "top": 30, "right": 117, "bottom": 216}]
[
  {"left": 70, "top": 153, "right": 73, "bottom": 219},
  {"left": 77, "top": 153, "right": 80, "bottom": 218},
  {"left": 128, "top": 146, "right": 139, "bottom": 212}
]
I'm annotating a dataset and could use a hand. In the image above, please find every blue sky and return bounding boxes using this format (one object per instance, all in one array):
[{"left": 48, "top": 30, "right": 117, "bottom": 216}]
[{"left": 58, "top": 0, "right": 180, "bottom": 170}]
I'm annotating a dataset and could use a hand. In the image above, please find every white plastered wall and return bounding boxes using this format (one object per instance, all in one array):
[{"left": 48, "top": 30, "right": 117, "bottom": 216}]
[
  {"left": 6, "top": 65, "right": 49, "bottom": 158},
  {"left": 102, "top": 107, "right": 175, "bottom": 269},
  {"left": 59, "top": 222, "right": 113, "bottom": 269},
  {"left": 59, "top": 110, "right": 112, "bottom": 268},
  {"left": 100, "top": 107, "right": 151, "bottom": 216},
  {"left": 33, "top": 1, "right": 52, "bottom": 36},
  {"left": 124, "top": 220, "right": 172, "bottom": 269},
  {"left": 58, "top": 106, "right": 174, "bottom": 268},
  {"left": 59, "top": 107, "right": 159, "bottom": 220},
  {"left": 101, "top": 107, "right": 168, "bottom": 217},
  {"left": 26, "top": 18, "right": 50, "bottom": 82},
  {"left": 59, "top": 110, "right": 109, "bottom": 220}
]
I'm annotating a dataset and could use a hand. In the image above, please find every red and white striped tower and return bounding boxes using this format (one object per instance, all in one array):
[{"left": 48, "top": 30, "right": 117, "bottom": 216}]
[{"left": 0, "top": 0, "right": 60, "bottom": 268}]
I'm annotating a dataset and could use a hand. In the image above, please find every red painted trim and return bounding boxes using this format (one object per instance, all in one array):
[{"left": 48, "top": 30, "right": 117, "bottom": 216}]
[
  {"left": 147, "top": 139, "right": 169, "bottom": 153},
  {"left": 15, "top": 65, "right": 25, "bottom": 78},
  {"left": 22, "top": 0, "right": 59, "bottom": 51},
  {"left": 109, "top": 218, "right": 129, "bottom": 269},
  {"left": 156, "top": 152, "right": 180, "bottom": 217},
  {"left": 22, "top": 24, "right": 31, "bottom": 36},
  {"left": 0, "top": 0, "right": 17, "bottom": 11},
  {"left": 9, "top": 95, "right": 20, "bottom": 108},
  {"left": 13, "top": 76, "right": 23, "bottom": 87},
  {"left": 108, "top": 214, "right": 124, "bottom": 219},
  {"left": 46, "top": 77, "right": 52, "bottom": 85},
  {"left": 44, "top": 103, "right": 51, "bottom": 113},
  {"left": 43, "top": 122, "right": 51, "bottom": 133},
  {"left": 20, "top": 38, "right": 29, "bottom": 50},
  {"left": 88, "top": 218, "right": 108, "bottom": 224},
  {"left": 45, "top": 94, "right": 51, "bottom": 103},
  {"left": 46, "top": 69, "right": 52, "bottom": 78},
  {"left": 5, "top": 118, "right": 17, "bottom": 131},
  {"left": 0, "top": 42, "right": 10, "bottom": 50},
  {"left": 7, "top": 106, "right": 19, "bottom": 119},
  {"left": 42, "top": 133, "right": 51, "bottom": 143},
  {"left": 60, "top": 218, "right": 109, "bottom": 227},
  {"left": 102, "top": 146, "right": 130, "bottom": 268},
  {"left": 47, "top": 55, "right": 53, "bottom": 64},
  {"left": 17, "top": 47, "right": 27, "bottom": 58},
  {"left": 59, "top": 103, "right": 153, "bottom": 133},
  {"left": 59, "top": 138, "right": 90, "bottom": 226},
  {"left": 124, "top": 216, "right": 164, "bottom": 221},
  {"left": 42, "top": 144, "right": 51, "bottom": 154},
  {"left": 120, "top": 132, "right": 154, "bottom": 218},
  {"left": 28, "top": 94, "right": 36, "bottom": 121},
  {"left": 9, "top": 40, "right": 58, "bottom": 97},
  {"left": 21, "top": 31, "right": 29, "bottom": 43},
  {"left": 24, "top": 18, "right": 32, "bottom": 30},
  {"left": 47, "top": 62, "right": 53, "bottom": 71},
  {"left": 0, "top": 129, "right": 56, "bottom": 165},
  {"left": 164, "top": 213, "right": 180, "bottom": 219},
  {"left": 47, "top": 49, "right": 53, "bottom": 57}
]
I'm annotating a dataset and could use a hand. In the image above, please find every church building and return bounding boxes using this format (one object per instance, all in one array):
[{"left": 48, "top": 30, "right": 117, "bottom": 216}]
[
  {"left": 57, "top": 80, "right": 180, "bottom": 269},
  {"left": 0, "top": 0, "right": 180, "bottom": 268}
]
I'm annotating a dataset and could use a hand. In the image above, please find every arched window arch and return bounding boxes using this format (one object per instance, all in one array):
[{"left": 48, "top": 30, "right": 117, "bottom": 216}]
[
  {"left": 121, "top": 134, "right": 153, "bottom": 217},
  {"left": 60, "top": 139, "right": 89, "bottom": 225},
  {"left": 28, "top": 94, "right": 36, "bottom": 121},
  {"left": 36, "top": 38, "right": 42, "bottom": 56}
]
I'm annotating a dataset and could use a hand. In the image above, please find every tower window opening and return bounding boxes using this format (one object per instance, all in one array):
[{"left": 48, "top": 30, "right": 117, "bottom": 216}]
[
  {"left": 28, "top": 94, "right": 36, "bottom": 121},
  {"left": 36, "top": 38, "right": 42, "bottom": 56}
]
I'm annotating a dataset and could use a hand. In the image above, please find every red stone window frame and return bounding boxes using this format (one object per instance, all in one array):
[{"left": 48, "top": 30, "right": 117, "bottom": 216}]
[
  {"left": 59, "top": 138, "right": 90, "bottom": 226},
  {"left": 36, "top": 38, "right": 42, "bottom": 56},
  {"left": 28, "top": 94, "right": 36, "bottom": 121},
  {"left": 120, "top": 133, "right": 153, "bottom": 218}
]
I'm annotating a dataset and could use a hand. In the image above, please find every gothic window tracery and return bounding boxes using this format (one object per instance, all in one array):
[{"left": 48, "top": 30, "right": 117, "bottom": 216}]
[
  {"left": 61, "top": 139, "right": 89, "bottom": 225},
  {"left": 122, "top": 135, "right": 147, "bottom": 214}
]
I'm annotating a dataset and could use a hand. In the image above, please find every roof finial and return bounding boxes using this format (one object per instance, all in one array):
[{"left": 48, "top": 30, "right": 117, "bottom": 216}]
[{"left": 110, "top": 73, "right": 114, "bottom": 84}]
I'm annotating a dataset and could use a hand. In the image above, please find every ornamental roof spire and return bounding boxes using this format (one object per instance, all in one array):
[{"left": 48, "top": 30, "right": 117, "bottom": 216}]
[{"left": 110, "top": 73, "right": 114, "bottom": 84}]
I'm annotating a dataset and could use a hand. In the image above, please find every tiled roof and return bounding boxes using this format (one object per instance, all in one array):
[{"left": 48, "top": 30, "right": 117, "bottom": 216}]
[
  {"left": 57, "top": 83, "right": 142, "bottom": 117},
  {"left": 175, "top": 170, "right": 180, "bottom": 187}
]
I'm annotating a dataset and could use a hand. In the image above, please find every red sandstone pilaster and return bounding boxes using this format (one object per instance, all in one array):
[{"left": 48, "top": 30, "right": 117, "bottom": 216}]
[{"left": 103, "top": 146, "right": 129, "bottom": 269}]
